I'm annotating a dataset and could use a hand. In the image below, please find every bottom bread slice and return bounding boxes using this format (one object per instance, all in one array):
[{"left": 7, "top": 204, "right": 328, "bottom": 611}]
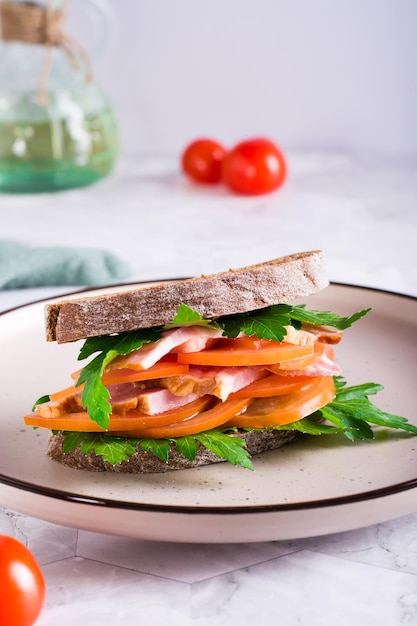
[{"left": 47, "top": 430, "right": 302, "bottom": 473}]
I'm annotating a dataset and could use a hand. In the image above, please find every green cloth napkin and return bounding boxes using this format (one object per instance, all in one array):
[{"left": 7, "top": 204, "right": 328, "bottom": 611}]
[{"left": 0, "top": 240, "right": 131, "bottom": 289}]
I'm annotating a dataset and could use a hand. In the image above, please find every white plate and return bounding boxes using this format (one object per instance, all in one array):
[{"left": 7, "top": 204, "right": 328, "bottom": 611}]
[{"left": 0, "top": 283, "right": 416, "bottom": 543}]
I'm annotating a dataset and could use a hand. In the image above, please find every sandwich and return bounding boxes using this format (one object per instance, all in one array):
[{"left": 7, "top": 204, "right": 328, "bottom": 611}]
[{"left": 24, "top": 250, "right": 417, "bottom": 473}]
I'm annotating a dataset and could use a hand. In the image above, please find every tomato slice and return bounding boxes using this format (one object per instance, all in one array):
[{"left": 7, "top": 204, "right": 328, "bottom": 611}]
[
  {"left": 49, "top": 383, "right": 83, "bottom": 403},
  {"left": 208, "top": 336, "right": 265, "bottom": 350},
  {"left": 132, "top": 397, "right": 251, "bottom": 439},
  {"left": 225, "top": 376, "right": 335, "bottom": 428},
  {"left": 177, "top": 340, "right": 313, "bottom": 367},
  {"left": 104, "top": 361, "right": 188, "bottom": 385},
  {"left": 24, "top": 396, "right": 213, "bottom": 432},
  {"left": 71, "top": 358, "right": 189, "bottom": 383},
  {"left": 231, "top": 374, "right": 315, "bottom": 398}
]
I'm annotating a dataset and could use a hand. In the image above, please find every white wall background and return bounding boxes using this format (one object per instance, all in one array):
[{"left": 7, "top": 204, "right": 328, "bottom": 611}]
[{"left": 71, "top": 0, "right": 417, "bottom": 158}]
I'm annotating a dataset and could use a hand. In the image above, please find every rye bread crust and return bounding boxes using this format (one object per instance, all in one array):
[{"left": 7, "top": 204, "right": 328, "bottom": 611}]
[
  {"left": 47, "top": 429, "right": 302, "bottom": 473},
  {"left": 45, "top": 250, "right": 328, "bottom": 343}
]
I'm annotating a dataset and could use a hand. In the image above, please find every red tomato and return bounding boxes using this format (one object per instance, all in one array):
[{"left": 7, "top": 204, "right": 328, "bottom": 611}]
[
  {"left": 0, "top": 535, "right": 46, "bottom": 626},
  {"left": 222, "top": 138, "right": 287, "bottom": 195},
  {"left": 181, "top": 138, "right": 226, "bottom": 184}
]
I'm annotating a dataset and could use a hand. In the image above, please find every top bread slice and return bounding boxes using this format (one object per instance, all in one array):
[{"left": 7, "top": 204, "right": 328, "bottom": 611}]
[{"left": 45, "top": 250, "right": 328, "bottom": 343}]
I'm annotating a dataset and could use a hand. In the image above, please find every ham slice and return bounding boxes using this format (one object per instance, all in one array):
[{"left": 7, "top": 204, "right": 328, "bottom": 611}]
[
  {"left": 107, "top": 383, "right": 201, "bottom": 416},
  {"left": 106, "top": 383, "right": 147, "bottom": 415},
  {"left": 300, "top": 352, "right": 342, "bottom": 376},
  {"left": 109, "top": 326, "right": 223, "bottom": 371},
  {"left": 283, "top": 325, "right": 344, "bottom": 346},
  {"left": 278, "top": 349, "right": 342, "bottom": 377},
  {"left": 37, "top": 393, "right": 82, "bottom": 417},
  {"left": 133, "top": 388, "right": 200, "bottom": 415},
  {"left": 157, "top": 365, "right": 267, "bottom": 401},
  {"left": 37, "top": 384, "right": 144, "bottom": 417},
  {"left": 300, "top": 324, "right": 343, "bottom": 344},
  {"left": 283, "top": 325, "right": 317, "bottom": 346}
]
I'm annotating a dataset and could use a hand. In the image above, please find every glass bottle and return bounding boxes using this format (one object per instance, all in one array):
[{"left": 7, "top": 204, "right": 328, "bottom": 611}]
[{"left": 0, "top": 0, "right": 119, "bottom": 193}]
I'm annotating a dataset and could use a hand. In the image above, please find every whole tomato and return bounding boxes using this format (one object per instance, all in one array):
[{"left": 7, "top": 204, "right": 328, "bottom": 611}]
[
  {"left": 181, "top": 138, "right": 226, "bottom": 184},
  {"left": 0, "top": 535, "right": 46, "bottom": 626},
  {"left": 221, "top": 138, "right": 287, "bottom": 195}
]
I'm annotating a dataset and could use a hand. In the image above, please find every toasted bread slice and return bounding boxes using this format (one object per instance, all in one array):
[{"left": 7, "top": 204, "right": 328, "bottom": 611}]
[{"left": 45, "top": 250, "right": 328, "bottom": 343}]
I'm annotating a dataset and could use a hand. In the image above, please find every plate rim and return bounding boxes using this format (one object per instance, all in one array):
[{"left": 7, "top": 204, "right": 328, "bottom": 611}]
[
  {"left": 1, "top": 281, "right": 416, "bottom": 517},
  {"left": 1, "top": 472, "right": 417, "bottom": 515}
]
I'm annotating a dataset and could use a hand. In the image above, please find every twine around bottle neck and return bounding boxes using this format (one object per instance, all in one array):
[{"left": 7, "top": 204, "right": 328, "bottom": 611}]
[{"left": 0, "top": 0, "right": 93, "bottom": 105}]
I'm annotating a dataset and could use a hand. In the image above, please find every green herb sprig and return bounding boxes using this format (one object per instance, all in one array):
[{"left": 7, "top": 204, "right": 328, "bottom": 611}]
[
  {"left": 61, "top": 429, "right": 254, "bottom": 469},
  {"left": 219, "top": 304, "right": 371, "bottom": 339}
]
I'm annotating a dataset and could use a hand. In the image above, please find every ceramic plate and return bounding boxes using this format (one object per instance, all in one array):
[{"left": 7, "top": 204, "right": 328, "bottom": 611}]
[{"left": 0, "top": 283, "right": 416, "bottom": 543}]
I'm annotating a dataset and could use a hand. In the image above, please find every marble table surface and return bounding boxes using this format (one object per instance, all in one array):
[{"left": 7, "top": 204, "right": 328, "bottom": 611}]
[{"left": 0, "top": 151, "right": 416, "bottom": 625}]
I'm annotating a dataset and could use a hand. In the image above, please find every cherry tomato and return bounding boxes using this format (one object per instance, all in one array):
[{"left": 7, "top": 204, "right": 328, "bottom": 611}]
[
  {"left": 181, "top": 138, "right": 226, "bottom": 184},
  {"left": 222, "top": 138, "right": 287, "bottom": 195},
  {"left": 0, "top": 535, "right": 46, "bottom": 626}
]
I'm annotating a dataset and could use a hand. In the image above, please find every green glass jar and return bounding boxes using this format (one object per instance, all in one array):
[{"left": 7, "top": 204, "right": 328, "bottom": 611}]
[{"left": 0, "top": 0, "right": 119, "bottom": 193}]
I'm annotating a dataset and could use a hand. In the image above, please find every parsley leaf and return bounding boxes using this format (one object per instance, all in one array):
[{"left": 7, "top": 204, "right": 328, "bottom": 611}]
[
  {"left": 195, "top": 431, "right": 254, "bottom": 470},
  {"left": 62, "top": 432, "right": 139, "bottom": 465},
  {"left": 219, "top": 305, "right": 293, "bottom": 341},
  {"left": 289, "top": 305, "right": 371, "bottom": 330},
  {"left": 61, "top": 432, "right": 87, "bottom": 453},
  {"left": 318, "top": 379, "right": 417, "bottom": 440},
  {"left": 164, "top": 303, "right": 218, "bottom": 330},
  {"left": 139, "top": 438, "right": 172, "bottom": 463},
  {"left": 81, "top": 436, "right": 140, "bottom": 465},
  {"left": 175, "top": 436, "right": 199, "bottom": 461},
  {"left": 78, "top": 328, "right": 162, "bottom": 360}
]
